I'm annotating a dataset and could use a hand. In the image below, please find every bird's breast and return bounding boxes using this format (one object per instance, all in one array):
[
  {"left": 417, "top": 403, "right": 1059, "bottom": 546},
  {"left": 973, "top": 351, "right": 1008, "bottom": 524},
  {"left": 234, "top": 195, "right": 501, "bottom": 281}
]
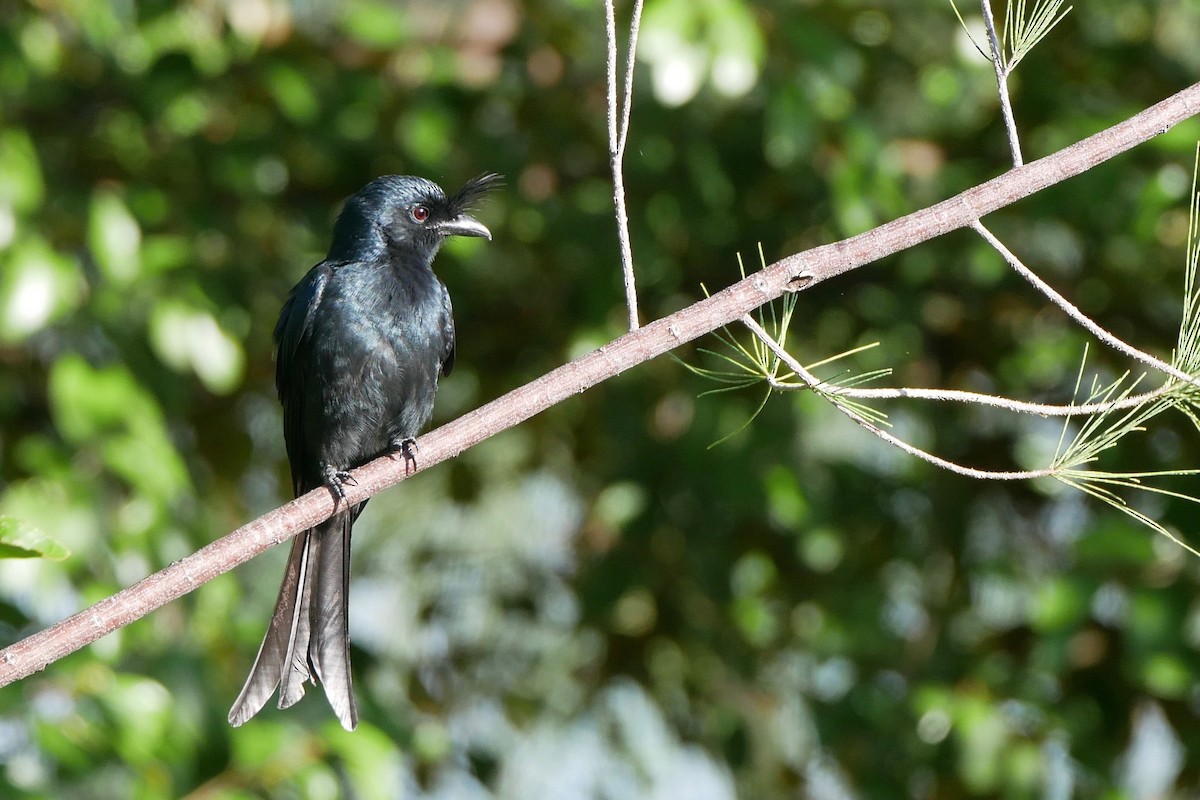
[{"left": 306, "top": 267, "right": 449, "bottom": 466}]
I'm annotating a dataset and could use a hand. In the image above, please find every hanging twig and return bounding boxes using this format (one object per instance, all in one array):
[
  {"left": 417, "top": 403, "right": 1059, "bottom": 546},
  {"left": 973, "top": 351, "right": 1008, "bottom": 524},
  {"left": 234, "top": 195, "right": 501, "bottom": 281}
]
[
  {"left": 972, "top": 220, "right": 1200, "bottom": 389},
  {"left": 605, "top": 0, "right": 645, "bottom": 330}
]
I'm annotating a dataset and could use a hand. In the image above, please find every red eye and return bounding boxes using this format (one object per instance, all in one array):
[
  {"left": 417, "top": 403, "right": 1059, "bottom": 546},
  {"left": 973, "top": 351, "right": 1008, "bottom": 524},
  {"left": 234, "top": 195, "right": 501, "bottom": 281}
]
[{"left": 411, "top": 205, "right": 430, "bottom": 223}]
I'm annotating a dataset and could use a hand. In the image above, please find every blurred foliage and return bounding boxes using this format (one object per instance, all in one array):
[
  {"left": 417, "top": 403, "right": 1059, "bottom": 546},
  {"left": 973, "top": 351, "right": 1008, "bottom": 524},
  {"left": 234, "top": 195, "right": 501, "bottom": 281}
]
[{"left": 2, "top": 0, "right": 1200, "bottom": 798}]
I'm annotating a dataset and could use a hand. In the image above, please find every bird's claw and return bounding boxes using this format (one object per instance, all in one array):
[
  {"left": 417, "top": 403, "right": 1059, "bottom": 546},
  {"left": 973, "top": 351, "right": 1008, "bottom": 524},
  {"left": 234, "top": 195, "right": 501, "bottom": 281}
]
[
  {"left": 323, "top": 466, "right": 357, "bottom": 505},
  {"left": 389, "top": 437, "right": 419, "bottom": 475}
]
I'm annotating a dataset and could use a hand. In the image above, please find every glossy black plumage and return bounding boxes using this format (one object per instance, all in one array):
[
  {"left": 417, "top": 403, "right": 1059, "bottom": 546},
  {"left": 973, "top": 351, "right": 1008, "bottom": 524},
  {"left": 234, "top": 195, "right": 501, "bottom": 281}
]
[{"left": 228, "top": 174, "right": 499, "bottom": 730}]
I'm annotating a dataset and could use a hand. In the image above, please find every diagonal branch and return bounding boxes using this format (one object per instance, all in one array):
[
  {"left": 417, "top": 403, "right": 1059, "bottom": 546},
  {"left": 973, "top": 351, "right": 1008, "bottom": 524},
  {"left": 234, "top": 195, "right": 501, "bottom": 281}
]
[{"left": 1, "top": 81, "right": 1199, "bottom": 688}]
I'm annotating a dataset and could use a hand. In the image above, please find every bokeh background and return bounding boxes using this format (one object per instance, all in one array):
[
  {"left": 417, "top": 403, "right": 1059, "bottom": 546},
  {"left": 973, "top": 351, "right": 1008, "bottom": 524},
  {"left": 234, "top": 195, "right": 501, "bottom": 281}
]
[{"left": 3, "top": 0, "right": 1200, "bottom": 797}]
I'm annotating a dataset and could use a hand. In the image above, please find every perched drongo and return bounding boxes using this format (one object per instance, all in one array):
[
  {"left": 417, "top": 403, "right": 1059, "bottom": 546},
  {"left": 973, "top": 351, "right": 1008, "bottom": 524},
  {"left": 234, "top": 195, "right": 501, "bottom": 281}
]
[{"left": 229, "top": 174, "right": 500, "bottom": 730}]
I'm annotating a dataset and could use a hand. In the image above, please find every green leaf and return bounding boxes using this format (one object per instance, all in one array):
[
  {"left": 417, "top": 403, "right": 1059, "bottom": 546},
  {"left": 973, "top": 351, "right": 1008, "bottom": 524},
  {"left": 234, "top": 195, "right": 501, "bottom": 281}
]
[
  {"left": 765, "top": 465, "right": 809, "bottom": 528},
  {"left": 48, "top": 354, "right": 190, "bottom": 504},
  {"left": 1029, "top": 576, "right": 1089, "bottom": 632},
  {"left": 99, "top": 675, "right": 175, "bottom": 766},
  {"left": 324, "top": 722, "right": 405, "bottom": 800},
  {"left": 340, "top": 0, "right": 409, "bottom": 50},
  {"left": 266, "top": 63, "right": 320, "bottom": 124},
  {"left": 1141, "top": 653, "right": 1191, "bottom": 699},
  {"left": 395, "top": 107, "right": 454, "bottom": 166},
  {"left": 1004, "top": 0, "right": 1073, "bottom": 72},
  {"left": 0, "top": 127, "right": 45, "bottom": 213},
  {"left": 0, "top": 515, "right": 70, "bottom": 560}
]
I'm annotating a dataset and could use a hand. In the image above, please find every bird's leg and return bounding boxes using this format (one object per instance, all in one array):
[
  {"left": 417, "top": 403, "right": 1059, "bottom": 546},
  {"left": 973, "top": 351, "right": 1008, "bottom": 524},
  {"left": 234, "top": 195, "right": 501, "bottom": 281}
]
[
  {"left": 322, "top": 464, "right": 357, "bottom": 506},
  {"left": 387, "top": 436, "right": 419, "bottom": 475}
]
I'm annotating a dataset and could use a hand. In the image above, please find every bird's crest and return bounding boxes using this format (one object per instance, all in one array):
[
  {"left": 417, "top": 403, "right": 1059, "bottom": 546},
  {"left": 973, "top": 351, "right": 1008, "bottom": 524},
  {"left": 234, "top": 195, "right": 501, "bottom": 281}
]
[{"left": 449, "top": 173, "right": 504, "bottom": 214}]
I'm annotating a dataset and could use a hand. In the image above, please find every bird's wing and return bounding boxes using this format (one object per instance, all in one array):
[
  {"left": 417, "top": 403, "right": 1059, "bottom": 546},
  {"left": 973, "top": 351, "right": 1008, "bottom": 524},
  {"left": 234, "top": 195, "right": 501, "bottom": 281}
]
[
  {"left": 274, "top": 261, "right": 336, "bottom": 495},
  {"left": 439, "top": 281, "right": 456, "bottom": 377}
]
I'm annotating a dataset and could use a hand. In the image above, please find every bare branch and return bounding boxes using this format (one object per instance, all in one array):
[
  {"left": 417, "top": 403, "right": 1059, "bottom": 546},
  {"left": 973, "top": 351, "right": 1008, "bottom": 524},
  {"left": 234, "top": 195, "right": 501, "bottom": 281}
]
[{"left": 1, "top": 81, "right": 1198, "bottom": 687}]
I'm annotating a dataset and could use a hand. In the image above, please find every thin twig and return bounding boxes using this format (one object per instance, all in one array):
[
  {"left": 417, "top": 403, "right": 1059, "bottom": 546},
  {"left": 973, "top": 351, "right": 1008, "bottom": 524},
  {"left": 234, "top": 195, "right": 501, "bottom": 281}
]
[
  {"left": 972, "top": 221, "right": 1200, "bottom": 389},
  {"left": 744, "top": 316, "right": 1052, "bottom": 480},
  {"left": 981, "top": 0, "right": 1024, "bottom": 166},
  {"left": 618, "top": 0, "right": 643, "bottom": 157},
  {"left": 765, "top": 377, "right": 1176, "bottom": 417},
  {"left": 0, "top": 81, "right": 1197, "bottom": 687},
  {"left": 604, "top": 0, "right": 620, "bottom": 166},
  {"left": 606, "top": 0, "right": 643, "bottom": 330}
]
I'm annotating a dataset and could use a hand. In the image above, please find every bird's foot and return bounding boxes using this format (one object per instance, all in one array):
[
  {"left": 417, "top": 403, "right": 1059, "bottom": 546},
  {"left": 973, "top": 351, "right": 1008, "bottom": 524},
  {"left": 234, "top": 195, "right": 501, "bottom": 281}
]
[
  {"left": 322, "top": 465, "right": 357, "bottom": 506},
  {"left": 388, "top": 437, "right": 419, "bottom": 475}
]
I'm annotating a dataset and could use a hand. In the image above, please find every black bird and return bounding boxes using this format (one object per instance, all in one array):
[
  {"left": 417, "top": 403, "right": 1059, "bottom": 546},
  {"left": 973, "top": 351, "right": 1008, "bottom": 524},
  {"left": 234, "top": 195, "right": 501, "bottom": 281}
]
[{"left": 228, "top": 174, "right": 500, "bottom": 730}]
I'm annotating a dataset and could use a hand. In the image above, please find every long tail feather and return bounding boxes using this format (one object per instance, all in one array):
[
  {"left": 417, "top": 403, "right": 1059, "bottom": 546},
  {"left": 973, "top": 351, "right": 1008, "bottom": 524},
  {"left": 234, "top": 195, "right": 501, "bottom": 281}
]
[
  {"left": 277, "top": 532, "right": 315, "bottom": 709},
  {"left": 228, "top": 533, "right": 311, "bottom": 726},
  {"left": 228, "top": 511, "right": 358, "bottom": 730},
  {"left": 309, "top": 512, "right": 357, "bottom": 730}
]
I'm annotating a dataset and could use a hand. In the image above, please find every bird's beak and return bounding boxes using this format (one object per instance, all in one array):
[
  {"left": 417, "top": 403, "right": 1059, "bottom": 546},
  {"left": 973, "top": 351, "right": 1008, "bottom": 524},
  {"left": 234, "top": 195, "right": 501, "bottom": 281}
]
[{"left": 438, "top": 214, "right": 491, "bottom": 241}]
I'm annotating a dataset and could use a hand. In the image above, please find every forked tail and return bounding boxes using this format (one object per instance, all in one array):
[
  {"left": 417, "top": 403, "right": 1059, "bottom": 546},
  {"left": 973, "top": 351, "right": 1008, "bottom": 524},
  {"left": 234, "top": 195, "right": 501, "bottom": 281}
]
[{"left": 228, "top": 511, "right": 357, "bottom": 730}]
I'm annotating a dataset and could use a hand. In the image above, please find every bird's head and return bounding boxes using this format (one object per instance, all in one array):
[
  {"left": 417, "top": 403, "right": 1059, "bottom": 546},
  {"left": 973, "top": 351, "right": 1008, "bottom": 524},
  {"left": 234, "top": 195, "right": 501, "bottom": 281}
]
[{"left": 328, "top": 173, "right": 502, "bottom": 262}]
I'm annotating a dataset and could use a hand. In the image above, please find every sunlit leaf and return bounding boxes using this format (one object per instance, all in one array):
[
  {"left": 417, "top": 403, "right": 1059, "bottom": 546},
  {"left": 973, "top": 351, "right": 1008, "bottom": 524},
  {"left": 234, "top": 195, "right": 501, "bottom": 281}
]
[
  {"left": 87, "top": 189, "right": 142, "bottom": 286},
  {"left": 0, "top": 516, "right": 70, "bottom": 560},
  {"left": 149, "top": 299, "right": 246, "bottom": 394},
  {"left": 340, "top": 0, "right": 409, "bottom": 50},
  {"left": 0, "top": 235, "right": 84, "bottom": 342}
]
